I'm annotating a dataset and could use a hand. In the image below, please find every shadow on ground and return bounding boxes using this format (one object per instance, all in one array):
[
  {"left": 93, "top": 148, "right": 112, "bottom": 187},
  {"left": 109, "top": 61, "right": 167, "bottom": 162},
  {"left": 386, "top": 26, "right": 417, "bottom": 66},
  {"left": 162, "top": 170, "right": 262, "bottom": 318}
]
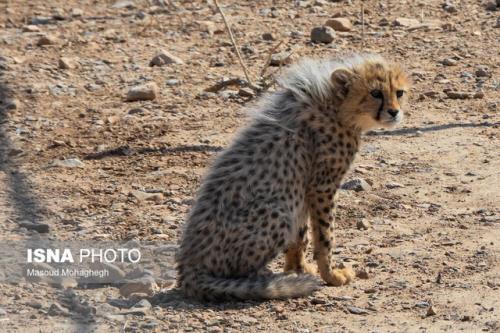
[
  {"left": 367, "top": 121, "right": 499, "bottom": 136},
  {"left": 150, "top": 288, "right": 264, "bottom": 311},
  {"left": 84, "top": 144, "right": 224, "bottom": 160},
  {"left": 0, "top": 69, "right": 43, "bottom": 223},
  {"left": 0, "top": 62, "right": 100, "bottom": 333}
]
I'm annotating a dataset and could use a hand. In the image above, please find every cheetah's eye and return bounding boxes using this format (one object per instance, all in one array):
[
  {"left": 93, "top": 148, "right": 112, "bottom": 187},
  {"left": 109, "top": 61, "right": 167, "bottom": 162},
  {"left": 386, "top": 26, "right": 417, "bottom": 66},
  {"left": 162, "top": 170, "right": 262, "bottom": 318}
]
[
  {"left": 370, "top": 90, "right": 383, "bottom": 99},
  {"left": 396, "top": 90, "right": 404, "bottom": 98}
]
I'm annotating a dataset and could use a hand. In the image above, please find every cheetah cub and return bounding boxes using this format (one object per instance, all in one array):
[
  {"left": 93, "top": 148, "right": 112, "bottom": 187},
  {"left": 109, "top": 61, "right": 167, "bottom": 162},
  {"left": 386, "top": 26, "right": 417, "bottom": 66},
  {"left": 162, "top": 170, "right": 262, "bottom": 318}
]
[{"left": 177, "top": 53, "right": 410, "bottom": 301}]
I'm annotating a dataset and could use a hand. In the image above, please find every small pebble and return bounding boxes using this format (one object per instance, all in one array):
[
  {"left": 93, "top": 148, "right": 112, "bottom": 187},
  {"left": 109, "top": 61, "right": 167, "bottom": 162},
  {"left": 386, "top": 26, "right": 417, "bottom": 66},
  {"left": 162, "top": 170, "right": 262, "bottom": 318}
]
[
  {"left": 150, "top": 49, "right": 183, "bottom": 66},
  {"left": 426, "top": 306, "right": 437, "bottom": 316},
  {"left": 441, "top": 58, "right": 457, "bottom": 66},
  {"left": 37, "top": 35, "right": 58, "bottom": 46},
  {"left": 341, "top": 178, "right": 372, "bottom": 192},
  {"left": 262, "top": 32, "right": 275, "bottom": 41},
  {"left": 58, "top": 57, "right": 77, "bottom": 70}
]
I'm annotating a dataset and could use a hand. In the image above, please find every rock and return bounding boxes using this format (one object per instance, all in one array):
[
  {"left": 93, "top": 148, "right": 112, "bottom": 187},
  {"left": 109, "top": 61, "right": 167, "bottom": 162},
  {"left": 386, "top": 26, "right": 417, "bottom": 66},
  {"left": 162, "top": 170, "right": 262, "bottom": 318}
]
[
  {"left": 347, "top": 306, "right": 368, "bottom": 315},
  {"left": 22, "top": 25, "right": 40, "bottom": 32},
  {"left": 141, "top": 321, "right": 160, "bottom": 329},
  {"left": 51, "top": 9, "right": 65, "bottom": 21},
  {"left": 270, "top": 51, "right": 293, "bottom": 66},
  {"left": 356, "top": 219, "right": 371, "bottom": 230},
  {"left": 238, "top": 87, "right": 255, "bottom": 98},
  {"left": 441, "top": 58, "right": 457, "bottom": 66},
  {"left": 445, "top": 91, "right": 472, "bottom": 99},
  {"left": 119, "top": 306, "right": 149, "bottom": 316},
  {"left": 237, "top": 315, "right": 259, "bottom": 325},
  {"left": 393, "top": 18, "right": 420, "bottom": 28},
  {"left": 325, "top": 18, "right": 352, "bottom": 32},
  {"left": 197, "top": 20, "right": 219, "bottom": 35},
  {"left": 119, "top": 276, "right": 158, "bottom": 297},
  {"left": 166, "top": 79, "right": 180, "bottom": 86},
  {"left": 37, "top": 35, "right": 58, "bottom": 46},
  {"left": 495, "top": 17, "right": 500, "bottom": 28},
  {"left": 484, "top": 1, "right": 498, "bottom": 11},
  {"left": 3, "top": 98, "right": 18, "bottom": 110},
  {"left": 51, "top": 276, "right": 78, "bottom": 289},
  {"left": 426, "top": 305, "right": 437, "bottom": 316},
  {"left": 442, "top": 3, "right": 458, "bottom": 13},
  {"left": 126, "top": 83, "right": 158, "bottom": 102},
  {"left": 415, "top": 301, "right": 430, "bottom": 308},
  {"left": 30, "top": 16, "right": 53, "bottom": 25},
  {"left": 310, "top": 26, "right": 335, "bottom": 43},
  {"left": 356, "top": 269, "right": 370, "bottom": 279},
  {"left": 90, "top": 262, "right": 126, "bottom": 282},
  {"left": 58, "top": 57, "right": 77, "bottom": 70},
  {"left": 129, "top": 190, "right": 164, "bottom": 203},
  {"left": 386, "top": 182, "right": 404, "bottom": 189},
  {"left": 128, "top": 108, "right": 145, "bottom": 115},
  {"left": 108, "top": 298, "right": 133, "bottom": 309},
  {"left": 341, "top": 178, "right": 372, "bottom": 192},
  {"left": 71, "top": 8, "right": 83, "bottom": 17},
  {"left": 262, "top": 32, "right": 275, "bottom": 41},
  {"left": 50, "top": 158, "right": 85, "bottom": 168},
  {"left": 132, "top": 299, "right": 151, "bottom": 310},
  {"left": 111, "top": 0, "right": 136, "bottom": 9},
  {"left": 475, "top": 67, "right": 490, "bottom": 77},
  {"left": 128, "top": 293, "right": 151, "bottom": 302},
  {"left": 149, "top": 50, "right": 183, "bottom": 66},
  {"left": 473, "top": 91, "right": 485, "bottom": 99},
  {"left": 48, "top": 303, "right": 69, "bottom": 316},
  {"left": 0, "top": 308, "right": 6, "bottom": 316},
  {"left": 18, "top": 221, "right": 50, "bottom": 233},
  {"left": 120, "top": 299, "right": 151, "bottom": 316},
  {"left": 218, "top": 90, "right": 239, "bottom": 100},
  {"left": 26, "top": 301, "right": 43, "bottom": 309}
]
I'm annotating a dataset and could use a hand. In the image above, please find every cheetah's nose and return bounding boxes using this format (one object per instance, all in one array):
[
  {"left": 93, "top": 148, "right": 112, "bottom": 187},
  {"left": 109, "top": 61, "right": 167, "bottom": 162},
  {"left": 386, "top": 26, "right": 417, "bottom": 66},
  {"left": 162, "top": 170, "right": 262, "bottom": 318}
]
[{"left": 387, "top": 109, "right": 399, "bottom": 117}]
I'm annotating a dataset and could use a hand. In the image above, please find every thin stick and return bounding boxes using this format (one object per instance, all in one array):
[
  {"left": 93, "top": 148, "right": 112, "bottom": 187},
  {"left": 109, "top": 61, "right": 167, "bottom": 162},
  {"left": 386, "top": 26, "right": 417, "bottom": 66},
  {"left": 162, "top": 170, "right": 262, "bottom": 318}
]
[
  {"left": 214, "top": 0, "right": 254, "bottom": 88},
  {"left": 361, "top": 1, "right": 365, "bottom": 49},
  {"left": 260, "top": 40, "right": 283, "bottom": 78}
]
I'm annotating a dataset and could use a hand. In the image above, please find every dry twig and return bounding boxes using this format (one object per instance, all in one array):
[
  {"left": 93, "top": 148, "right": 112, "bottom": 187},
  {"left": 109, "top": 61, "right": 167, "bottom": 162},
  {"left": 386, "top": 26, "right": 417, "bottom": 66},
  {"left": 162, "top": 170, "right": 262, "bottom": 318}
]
[
  {"left": 361, "top": 1, "right": 365, "bottom": 49},
  {"left": 213, "top": 0, "right": 255, "bottom": 89},
  {"left": 260, "top": 40, "right": 284, "bottom": 78}
]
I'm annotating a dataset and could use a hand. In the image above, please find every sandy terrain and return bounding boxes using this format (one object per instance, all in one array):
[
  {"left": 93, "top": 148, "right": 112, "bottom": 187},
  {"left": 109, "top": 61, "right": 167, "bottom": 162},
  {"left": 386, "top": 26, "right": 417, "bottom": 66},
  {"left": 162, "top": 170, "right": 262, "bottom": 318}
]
[{"left": 0, "top": 0, "right": 499, "bottom": 332}]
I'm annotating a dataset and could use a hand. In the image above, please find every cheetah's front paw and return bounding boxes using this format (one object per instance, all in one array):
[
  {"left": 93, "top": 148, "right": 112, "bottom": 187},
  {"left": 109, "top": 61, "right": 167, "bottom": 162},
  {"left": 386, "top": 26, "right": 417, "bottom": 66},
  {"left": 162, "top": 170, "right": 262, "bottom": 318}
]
[{"left": 320, "top": 267, "right": 355, "bottom": 286}]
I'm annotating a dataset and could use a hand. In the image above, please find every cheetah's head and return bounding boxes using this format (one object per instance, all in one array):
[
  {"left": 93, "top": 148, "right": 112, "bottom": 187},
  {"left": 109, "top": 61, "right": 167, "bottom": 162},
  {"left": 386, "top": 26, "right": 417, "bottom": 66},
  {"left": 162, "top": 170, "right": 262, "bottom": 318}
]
[{"left": 331, "top": 58, "right": 410, "bottom": 132}]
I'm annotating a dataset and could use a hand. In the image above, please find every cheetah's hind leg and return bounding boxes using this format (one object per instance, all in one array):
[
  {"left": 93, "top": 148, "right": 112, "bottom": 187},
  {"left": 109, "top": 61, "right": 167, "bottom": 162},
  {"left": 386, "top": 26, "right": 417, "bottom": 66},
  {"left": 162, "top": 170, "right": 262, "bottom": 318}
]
[{"left": 284, "top": 224, "right": 317, "bottom": 275}]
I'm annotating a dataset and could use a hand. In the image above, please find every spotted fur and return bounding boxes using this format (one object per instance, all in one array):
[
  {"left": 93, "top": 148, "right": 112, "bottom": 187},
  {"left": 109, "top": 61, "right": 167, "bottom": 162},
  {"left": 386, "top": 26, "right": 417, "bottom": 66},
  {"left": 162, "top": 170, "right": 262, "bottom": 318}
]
[{"left": 176, "top": 53, "right": 410, "bottom": 301}]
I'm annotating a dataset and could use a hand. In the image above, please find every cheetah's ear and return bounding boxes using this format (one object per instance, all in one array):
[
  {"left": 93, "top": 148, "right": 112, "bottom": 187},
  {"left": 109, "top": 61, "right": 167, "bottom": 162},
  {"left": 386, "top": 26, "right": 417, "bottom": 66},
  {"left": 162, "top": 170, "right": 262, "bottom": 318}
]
[{"left": 331, "top": 68, "right": 354, "bottom": 100}]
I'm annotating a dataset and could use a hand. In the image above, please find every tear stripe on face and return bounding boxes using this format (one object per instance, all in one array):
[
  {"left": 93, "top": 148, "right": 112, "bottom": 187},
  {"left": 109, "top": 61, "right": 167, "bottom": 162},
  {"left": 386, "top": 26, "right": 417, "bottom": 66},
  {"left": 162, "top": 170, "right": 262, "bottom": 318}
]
[{"left": 375, "top": 94, "right": 384, "bottom": 121}]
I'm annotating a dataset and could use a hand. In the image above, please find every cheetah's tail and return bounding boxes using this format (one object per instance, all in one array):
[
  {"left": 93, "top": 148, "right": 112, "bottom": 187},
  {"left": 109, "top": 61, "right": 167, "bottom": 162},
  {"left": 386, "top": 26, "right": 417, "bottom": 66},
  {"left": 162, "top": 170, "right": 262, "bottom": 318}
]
[{"left": 182, "top": 272, "right": 321, "bottom": 301}]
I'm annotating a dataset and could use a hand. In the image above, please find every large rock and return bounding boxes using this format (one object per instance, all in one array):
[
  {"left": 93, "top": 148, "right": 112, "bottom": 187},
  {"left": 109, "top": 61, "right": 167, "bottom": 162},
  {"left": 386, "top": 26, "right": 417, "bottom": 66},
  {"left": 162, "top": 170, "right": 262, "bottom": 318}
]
[
  {"left": 325, "top": 18, "right": 352, "bottom": 32},
  {"left": 126, "top": 83, "right": 158, "bottom": 102},
  {"left": 310, "top": 26, "right": 335, "bottom": 43},
  {"left": 149, "top": 50, "right": 183, "bottom": 67}
]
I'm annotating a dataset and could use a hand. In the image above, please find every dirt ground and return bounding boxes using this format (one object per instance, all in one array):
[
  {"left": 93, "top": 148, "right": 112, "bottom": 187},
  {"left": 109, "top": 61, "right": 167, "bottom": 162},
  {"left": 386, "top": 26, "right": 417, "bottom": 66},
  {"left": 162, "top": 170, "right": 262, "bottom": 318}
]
[{"left": 0, "top": 0, "right": 499, "bottom": 332}]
